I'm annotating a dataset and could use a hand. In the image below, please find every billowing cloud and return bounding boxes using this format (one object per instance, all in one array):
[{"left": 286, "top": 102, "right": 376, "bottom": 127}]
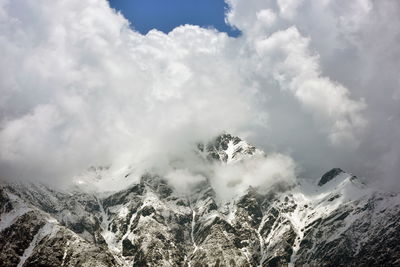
[
  {"left": 0, "top": 0, "right": 263, "bottom": 190},
  {"left": 0, "top": 0, "right": 399, "bottom": 193},
  {"left": 226, "top": 0, "right": 400, "bottom": 189},
  {"left": 211, "top": 153, "right": 296, "bottom": 202}
]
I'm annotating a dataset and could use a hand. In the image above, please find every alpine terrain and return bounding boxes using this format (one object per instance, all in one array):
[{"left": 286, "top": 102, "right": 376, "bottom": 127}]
[{"left": 1, "top": 134, "right": 400, "bottom": 266}]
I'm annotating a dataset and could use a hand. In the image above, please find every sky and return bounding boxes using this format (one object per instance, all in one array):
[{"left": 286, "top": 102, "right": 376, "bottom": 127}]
[
  {"left": 0, "top": 0, "right": 399, "bottom": 194},
  {"left": 108, "top": 0, "right": 241, "bottom": 37}
]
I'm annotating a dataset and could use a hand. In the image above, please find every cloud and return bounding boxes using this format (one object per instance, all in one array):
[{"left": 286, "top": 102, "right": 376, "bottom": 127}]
[
  {"left": 0, "top": 0, "right": 399, "bottom": 193},
  {"left": 254, "top": 26, "right": 366, "bottom": 144},
  {"left": 225, "top": 0, "right": 400, "bottom": 189},
  {"left": 211, "top": 153, "right": 297, "bottom": 202},
  {"left": 277, "top": 0, "right": 304, "bottom": 19},
  {"left": 0, "top": 0, "right": 258, "bottom": 187}
]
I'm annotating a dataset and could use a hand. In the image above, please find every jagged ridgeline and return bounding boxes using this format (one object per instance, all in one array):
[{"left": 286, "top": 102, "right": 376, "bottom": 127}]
[{"left": 1, "top": 134, "right": 400, "bottom": 266}]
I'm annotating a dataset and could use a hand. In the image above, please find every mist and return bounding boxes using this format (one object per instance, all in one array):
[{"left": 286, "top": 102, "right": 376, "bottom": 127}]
[{"left": 0, "top": 0, "right": 399, "bottom": 193}]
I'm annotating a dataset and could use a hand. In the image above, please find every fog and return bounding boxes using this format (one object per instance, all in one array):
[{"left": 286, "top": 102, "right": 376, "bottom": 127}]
[{"left": 0, "top": 0, "right": 399, "bottom": 193}]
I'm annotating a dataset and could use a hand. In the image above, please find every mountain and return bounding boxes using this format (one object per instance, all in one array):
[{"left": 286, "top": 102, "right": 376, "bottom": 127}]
[{"left": 1, "top": 134, "right": 400, "bottom": 266}]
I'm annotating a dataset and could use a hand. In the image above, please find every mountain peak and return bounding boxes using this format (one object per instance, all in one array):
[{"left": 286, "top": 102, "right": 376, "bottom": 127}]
[
  {"left": 199, "top": 133, "right": 260, "bottom": 163},
  {"left": 318, "top": 168, "right": 345, "bottom": 186}
]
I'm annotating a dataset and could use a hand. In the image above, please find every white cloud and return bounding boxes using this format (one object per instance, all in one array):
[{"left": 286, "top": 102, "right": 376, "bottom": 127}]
[
  {"left": 254, "top": 27, "right": 366, "bottom": 144},
  {"left": 0, "top": 0, "right": 399, "bottom": 192},
  {"left": 166, "top": 169, "right": 207, "bottom": 194},
  {"left": 211, "top": 153, "right": 297, "bottom": 202},
  {"left": 0, "top": 0, "right": 257, "bottom": 185},
  {"left": 256, "top": 9, "right": 277, "bottom": 27},
  {"left": 277, "top": 0, "right": 304, "bottom": 19}
]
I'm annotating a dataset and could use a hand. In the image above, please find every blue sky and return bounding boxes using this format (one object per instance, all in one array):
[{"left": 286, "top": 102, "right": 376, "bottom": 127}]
[{"left": 108, "top": 0, "right": 241, "bottom": 37}]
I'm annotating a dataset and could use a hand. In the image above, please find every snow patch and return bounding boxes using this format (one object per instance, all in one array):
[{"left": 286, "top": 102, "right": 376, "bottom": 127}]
[
  {"left": 0, "top": 206, "right": 31, "bottom": 232},
  {"left": 18, "top": 222, "right": 55, "bottom": 267}
]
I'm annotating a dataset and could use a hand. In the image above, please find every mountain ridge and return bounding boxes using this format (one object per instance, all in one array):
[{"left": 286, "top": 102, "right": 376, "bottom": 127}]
[{"left": 1, "top": 134, "right": 400, "bottom": 266}]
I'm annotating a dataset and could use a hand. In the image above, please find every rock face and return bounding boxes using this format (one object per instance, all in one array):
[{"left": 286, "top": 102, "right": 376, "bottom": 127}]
[
  {"left": 1, "top": 134, "right": 400, "bottom": 266},
  {"left": 318, "top": 168, "right": 344, "bottom": 186}
]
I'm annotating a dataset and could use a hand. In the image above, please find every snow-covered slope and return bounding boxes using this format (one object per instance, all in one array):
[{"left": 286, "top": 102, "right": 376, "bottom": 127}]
[
  {"left": 198, "top": 133, "right": 262, "bottom": 163},
  {"left": 1, "top": 134, "right": 400, "bottom": 266}
]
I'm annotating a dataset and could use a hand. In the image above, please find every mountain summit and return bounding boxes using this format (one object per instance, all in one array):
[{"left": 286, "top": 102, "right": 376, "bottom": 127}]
[{"left": 1, "top": 134, "right": 400, "bottom": 266}]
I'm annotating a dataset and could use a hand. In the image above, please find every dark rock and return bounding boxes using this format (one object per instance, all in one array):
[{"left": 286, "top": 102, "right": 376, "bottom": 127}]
[
  {"left": 141, "top": 206, "right": 156, "bottom": 217},
  {"left": 0, "top": 211, "right": 45, "bottom": 266},
  {"left": 318, "top": 168, "right": 344, "bottom": 186},
  {"left": 122, "top": 238, "right": 137, "bottom": 256},
  {"left": 0, "top": 187, "right": 13, "bottom": 213}
]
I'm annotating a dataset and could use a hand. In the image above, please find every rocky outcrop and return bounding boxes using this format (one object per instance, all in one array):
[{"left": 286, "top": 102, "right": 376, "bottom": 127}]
[{"left": 318, "top": 168, "right": 344, "bottom": 186}]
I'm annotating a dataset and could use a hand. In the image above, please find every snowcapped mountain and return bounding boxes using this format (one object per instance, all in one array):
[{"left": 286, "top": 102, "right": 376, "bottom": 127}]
[{"left": 1, "top": 134, "right": 400, "bottom": 266}]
